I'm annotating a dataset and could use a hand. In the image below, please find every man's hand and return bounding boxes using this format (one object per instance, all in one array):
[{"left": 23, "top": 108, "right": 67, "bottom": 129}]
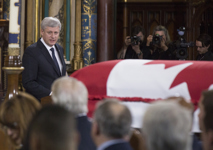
[
  {"left": 132, "top": 42, "right": 143, "bottom": 59},
  {"left": 132, "top": 43, "right": 141, "bottom": 54},
  {"left": 160, "top": 38, "right": 168, "bottom": 51},
  {"left": 146, "top": 35, "right": 153, "bottom": 46}
]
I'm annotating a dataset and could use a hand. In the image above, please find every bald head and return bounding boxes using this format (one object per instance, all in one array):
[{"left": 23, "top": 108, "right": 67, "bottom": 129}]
[{"left": 94, "top": 99, "right": 132, "bottom": 138}]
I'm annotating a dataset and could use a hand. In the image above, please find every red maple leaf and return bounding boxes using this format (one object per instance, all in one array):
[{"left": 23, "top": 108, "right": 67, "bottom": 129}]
[{"left": 145, "top": 60, "right": 213, "bottom": 102}]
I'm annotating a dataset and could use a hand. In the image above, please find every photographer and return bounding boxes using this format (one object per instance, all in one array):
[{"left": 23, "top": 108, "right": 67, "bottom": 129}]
[
  {"left": 117, "top": 25, "right": 150, "bottom": 59},
  {"left": 145, "top": 25, "right": 176, "bottom": 60},
  {"left": 196, "top": 34, "right": 213, "bottom": 61}
]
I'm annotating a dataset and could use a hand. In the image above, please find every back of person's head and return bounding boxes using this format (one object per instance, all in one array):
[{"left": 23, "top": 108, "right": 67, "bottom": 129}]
[
  {"left": 166, "top": 96, "right": 194, "bottom": 114},
  {"left": 51, "top": 76, "right": 88, "bottom": 115},
  {"left": 41, "top": 17, "right": 61, "bottom": 31},
  {"left": 152, "top": 25, "right": 171, "bottom": 44},
  {"left": 142, "top": 100, "right": 192, "bottom": 150},
  {"left": 0, "top": 92, "right": 41, "bottom": 147},
  {"left": 200, "top": 90, "right": 213, "bottom": 132},
  {"left": 131, "top": 25, "right": 145, "bottom": 37},
  {"left": 28, "top": 104, "right": 78, "bottom": 150},
  {"left": 93, "top": 98, "right": 132, "bottom": 139},
  {"left": 196, "top": 34, "right": 212, "bottom": 51}
]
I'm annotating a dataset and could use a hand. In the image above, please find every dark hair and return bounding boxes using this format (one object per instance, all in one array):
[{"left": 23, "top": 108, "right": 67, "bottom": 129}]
[
  {"left": 196, "top": 34, "right": 212, "bottom": 51},
  {"left": 131, "top": 25, "right": 145, "bottom": 37},
  {"left": 152, "top": 25, "right": 171, "bottom": 45},
  {"left": 202, "top": 90, "right": 213, "bottom": 131},
  {"left": 27, "top": 105, "right": 76, "bottom": 150}
]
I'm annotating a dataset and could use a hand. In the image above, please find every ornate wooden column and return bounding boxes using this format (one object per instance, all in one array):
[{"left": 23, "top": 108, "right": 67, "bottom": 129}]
[
  {"left": 25, "top": 0, "right": 34, "bottom": 49},
  {"left": 123, "top": 1, "right": 128, "bottom": 41},
  {"left": 72, "top": 0, "right": 84, "bottom": 70},
  {"left": 97, "top": 0, "right": 115, "bottom": 62}
]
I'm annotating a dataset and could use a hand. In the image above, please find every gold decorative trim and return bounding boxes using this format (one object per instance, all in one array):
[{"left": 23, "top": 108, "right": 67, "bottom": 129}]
[
  {"left": 2, "top": 67, "right": 24, "bottom": 70},
  {"left": 72, "top": 42, "right": 84, "bottom": 70},
  {"left": 192, "top": 0, "right": 205, "bottom": 6},
  {"left": 2, "top": 67, "right": 24, "bottom": 74},
  {"left": 35, "top": 0, "right": 39, "bottom": 41},
  {"left": 8, "top": 47, "right": 20, "bottom": 56},
  {"left": 0, "top": 47, "right": 1, "bottom": 83},
  {"left": 25, "top": 41, "right": 34, "bottom": 48}
]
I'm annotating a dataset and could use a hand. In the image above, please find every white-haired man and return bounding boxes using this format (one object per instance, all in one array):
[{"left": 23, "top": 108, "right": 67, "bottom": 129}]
[
  {"left": 51, "top": 76, "right": 96, "bottom": 150},
  {"left": 142, "top": 100, "right": 192, "bottom": 150}
]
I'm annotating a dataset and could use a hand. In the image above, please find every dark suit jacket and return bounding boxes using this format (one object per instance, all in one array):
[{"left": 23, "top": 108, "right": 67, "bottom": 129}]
[
  {"left": 22, "top": 39, "right": 66, "bottom": 100},
  {"left": 77, "top": 116, "right": 96, "bottom": 150},
  {"left": 192, "top": 134, "right": 202, "bottom": 150},
  {"left": 196, "top": 51, "right": 213, "bottom": 61},
  {"left": 104, "top": 142, "right": 133, "bottom": 150}
]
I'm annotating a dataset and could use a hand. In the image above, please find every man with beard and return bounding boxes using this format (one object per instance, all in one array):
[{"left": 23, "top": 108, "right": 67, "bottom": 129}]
[{"left": 117, "top": 26, "right": 151, "bottom": 59}]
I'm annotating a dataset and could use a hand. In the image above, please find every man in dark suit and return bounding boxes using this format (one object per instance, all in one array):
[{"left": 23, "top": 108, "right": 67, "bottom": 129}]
[
  {"left": 196, "top": 34, "right": 213, "bottom": 61},
  {"left": 91, "top": 99, "right": 133, "bottom": 150},
  {"left": 51, "top": 76, "right": 96, "bottom": 150},
  {"left": 22, "top": 17, "right": 66, "bottom": 101}
]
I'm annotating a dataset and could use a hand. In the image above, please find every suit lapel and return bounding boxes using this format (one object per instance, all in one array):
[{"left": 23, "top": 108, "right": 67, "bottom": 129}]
[
  {"left": 55, "top": 44, "right": 66, "bottom": 76},
  {"left": 37, "top": 39, "right": 61, "bottom": 76}
]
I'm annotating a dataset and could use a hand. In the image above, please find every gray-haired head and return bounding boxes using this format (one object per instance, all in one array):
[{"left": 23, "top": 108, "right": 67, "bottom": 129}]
[
  {"left": 152, "top": 25, "right": 171, "bottom": 45},
  {"left": 51, "top": 76, "right": 88, "bottom": 115},
  {"left": 142, "top": 100, "right": 192, "bottom": 150},
  {"left": 94, "top": 98, "right": 132, "bottom": 139},
  {"left": 41, "top": 17, "right": 61, "bottom": 31}
]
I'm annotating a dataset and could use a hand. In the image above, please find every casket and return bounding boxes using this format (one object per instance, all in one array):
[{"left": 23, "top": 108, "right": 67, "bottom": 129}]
[{"left": 71, "top": 59, "right": 213, "bottom": 132}]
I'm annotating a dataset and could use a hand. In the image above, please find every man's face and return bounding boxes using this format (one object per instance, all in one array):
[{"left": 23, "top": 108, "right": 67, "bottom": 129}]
[
  {"left": 137, "top": 31, "right": 144, "bottom": 42},
  {"left": 41, "top": 26, "right": 60, "bottom": 47},
  {"left": 196, "top": 40, "right": 209, "bottom": 55}
]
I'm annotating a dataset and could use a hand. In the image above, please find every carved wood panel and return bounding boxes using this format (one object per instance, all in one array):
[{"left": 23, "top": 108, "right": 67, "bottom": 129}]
[
  {"left": 116, "top": 2, "right": 188, "bottom": 58},
  {"left": 116, "top": 1, "right": 213, "bottom": 60}
]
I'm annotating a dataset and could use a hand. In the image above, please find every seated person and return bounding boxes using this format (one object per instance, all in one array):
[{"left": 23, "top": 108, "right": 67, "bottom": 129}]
[
  {"left": 145, "top": 25, "right": 176, "bottom": 60},
  {"left": 26, "top": 105, "right": 78, "bottom": 150},
  {"left": 196, "top": 34, "right": 213, "bottom": 61},
  {"left": 0, "top": 92, "right": 41, "bottom": 150},
  {"left": 142, "top": 100, "right": 192, "bottom": 150},
  {"left": 51, "top": 76, "right": 96, "bottom": 150},
  {"left": 91, "top": 98, "right": 133, "bottom": 150},
  {"left": 117, "top": 25, "right": 150, "bottom": 59}
]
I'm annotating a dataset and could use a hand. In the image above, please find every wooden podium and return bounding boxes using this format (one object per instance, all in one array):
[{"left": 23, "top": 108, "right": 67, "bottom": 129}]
[{"left": 41, "top": 95, "right": 53, "bottom": 106}]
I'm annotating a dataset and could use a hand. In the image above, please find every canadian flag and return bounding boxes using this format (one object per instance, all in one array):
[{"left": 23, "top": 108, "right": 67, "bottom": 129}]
[{"left": 71, "top": 59, "right": 213, "bottom": 132}]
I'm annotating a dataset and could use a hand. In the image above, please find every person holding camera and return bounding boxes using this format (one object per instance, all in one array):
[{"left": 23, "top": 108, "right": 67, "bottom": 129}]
[
  {"left": 145, "top": 25, "right": 175, "bottom": 60},
  {"left": 196, "top": 34, "right": 213, "bottom": 61},
  {"left": 117, "top": 26, "right": 150, "bottom": 59}
]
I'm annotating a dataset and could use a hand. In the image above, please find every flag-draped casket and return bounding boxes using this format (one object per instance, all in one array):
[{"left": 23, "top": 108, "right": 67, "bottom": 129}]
[{"left": 71, "top": 59, "right": 213, "bottom": 132}]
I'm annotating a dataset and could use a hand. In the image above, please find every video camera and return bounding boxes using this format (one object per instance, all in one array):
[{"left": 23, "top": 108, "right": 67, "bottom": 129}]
[
  {"left": 152, "top": 34, "right": 163, "bottom": 45},
  {"left": 131, "top": 36, "right": 141, "bottom": 46},
  {"left": 173, "top": 27, "right": 194, "bottom": 60}
]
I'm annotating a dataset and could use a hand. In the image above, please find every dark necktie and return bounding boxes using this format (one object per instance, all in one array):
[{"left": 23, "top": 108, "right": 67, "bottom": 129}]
[{"left": 50, "top": 48, "right": 61, "bottom": 74}]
